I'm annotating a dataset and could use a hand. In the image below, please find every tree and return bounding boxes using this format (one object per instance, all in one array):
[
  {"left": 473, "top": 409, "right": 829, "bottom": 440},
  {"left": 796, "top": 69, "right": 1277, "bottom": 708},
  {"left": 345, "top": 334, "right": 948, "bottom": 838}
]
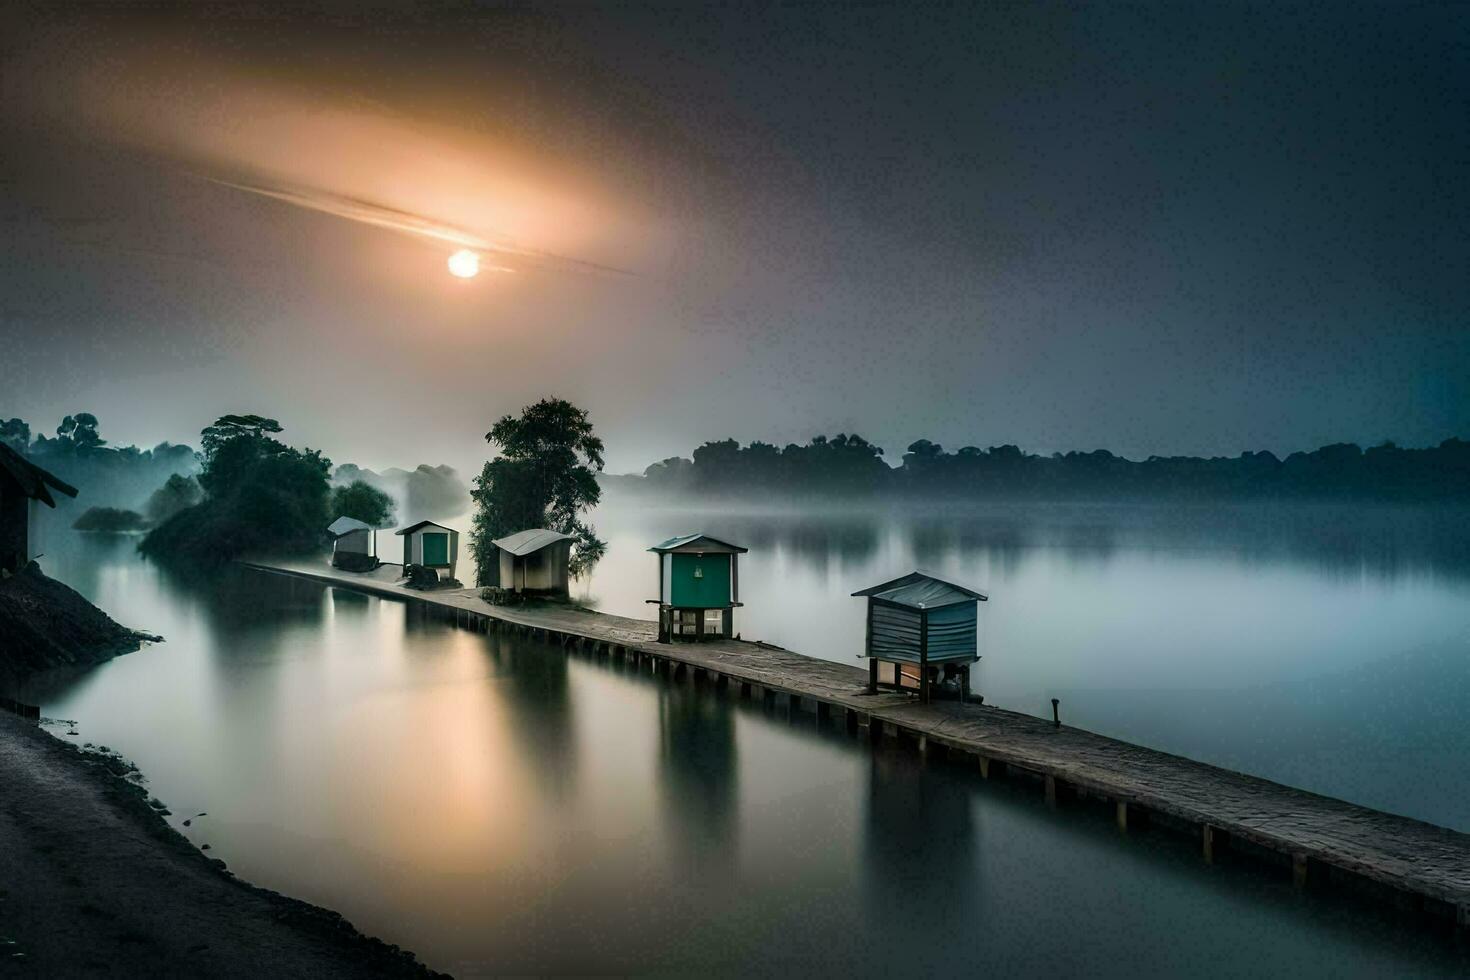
[
  {"left": 0, "top": 418, "right": 31, "bottom": 453},
  {"left": 146, "top": 473, "right": 203, "bottom": 524},
  {"left": 141, "top": 415, "right": 330, "bottom": 563},
  {"left": 469, "top": 398, "right": 606, "bottom": 584},
  {"left": 330, "top": 480, "right": 396, "bottom": 528},
  {"left": 54, "top": 413, "right": 105, "bottom": 452}
]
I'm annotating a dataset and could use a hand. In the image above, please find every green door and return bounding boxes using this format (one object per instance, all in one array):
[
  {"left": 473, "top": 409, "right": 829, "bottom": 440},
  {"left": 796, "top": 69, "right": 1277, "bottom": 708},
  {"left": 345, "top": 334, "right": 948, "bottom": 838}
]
[
  {"left": 669, "top": 553, "right": 729, "bottom": 607},
  {"left": 422, "top": 532, "right": 449, "bottom": 566}
]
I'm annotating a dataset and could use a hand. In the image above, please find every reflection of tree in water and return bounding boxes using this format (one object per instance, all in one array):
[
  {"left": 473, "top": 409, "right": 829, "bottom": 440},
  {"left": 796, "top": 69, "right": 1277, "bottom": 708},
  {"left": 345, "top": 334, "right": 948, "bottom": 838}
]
[
  {"left": 862, "top": 749, "right": 977, "bottom": 937},
  {"left": 492, "top": 634, "right": 577, "bottom": 801},
  {"left": 656, "top": 682, "right": 738, "bottom": 874},
  {"left": 154, "top": 561, "right": 327, "bottom": 637},
  {"left": 907, "top": 514, "right": 1034, "bottom": 577},
  {"left": 669, "top": 515, "right": 881, "bottom": 576}
]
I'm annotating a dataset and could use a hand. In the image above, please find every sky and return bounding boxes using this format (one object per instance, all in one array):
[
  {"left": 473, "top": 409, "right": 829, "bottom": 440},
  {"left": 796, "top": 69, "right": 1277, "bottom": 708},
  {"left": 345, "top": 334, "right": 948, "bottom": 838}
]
[{"left": 2, "top": 2, "right": 1467, "bottom": 475}]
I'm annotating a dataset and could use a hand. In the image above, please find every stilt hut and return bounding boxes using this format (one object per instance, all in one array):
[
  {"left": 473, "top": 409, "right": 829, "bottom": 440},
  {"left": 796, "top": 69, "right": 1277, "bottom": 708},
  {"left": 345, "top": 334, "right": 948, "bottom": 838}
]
[
  {"left": 647, "top": 533, "right": 747, "bottom": 642},
  {"left": 327, "top": 516, "right": 375, "bottom": 569},
  {"left": 852, "top": 572, "right": 986, "bottom": 703},
  {"left": 489, "top": 528, "right": 574, "bottom": 596},
  {"left": 0, "top": 444, "right": 79, "bottom": 573},
  {"left": 395, "top": 519, "right": 459, "bottom": 583}
]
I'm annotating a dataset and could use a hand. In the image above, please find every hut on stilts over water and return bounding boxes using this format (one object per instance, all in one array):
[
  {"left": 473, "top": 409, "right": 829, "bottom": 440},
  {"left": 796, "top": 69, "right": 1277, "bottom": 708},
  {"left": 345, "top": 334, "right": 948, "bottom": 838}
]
[
  {"left": 852, "top": 572, "right": 986, "bottom": 703},
  {"left": 647, "top": 533, "right": 747, "bottom": 642}
]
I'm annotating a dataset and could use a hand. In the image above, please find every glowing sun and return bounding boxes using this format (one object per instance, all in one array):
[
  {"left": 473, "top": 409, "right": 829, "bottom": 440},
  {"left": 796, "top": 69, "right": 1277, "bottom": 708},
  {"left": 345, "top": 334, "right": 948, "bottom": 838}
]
[{"left": 447, "top": 249, "right": 480, "bottom": 278}]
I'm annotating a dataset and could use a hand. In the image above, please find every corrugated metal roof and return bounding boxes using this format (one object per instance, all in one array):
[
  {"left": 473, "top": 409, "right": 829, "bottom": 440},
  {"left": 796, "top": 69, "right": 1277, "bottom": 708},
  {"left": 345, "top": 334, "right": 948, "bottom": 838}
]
[
  {"left": 327, "top": 516, "right": 372, "bottom": 537},
  {"left": 851, "top": 571, "right": 987, "bottom": 609},
  {"left": 0, "top": 444, "right": 80, "bottom": 508},
  {"left": 647, "top": 532, "right": 748, "bottom": 554},
  {"left": 492, "top": 528, "right": 574, "bottom": 556}
]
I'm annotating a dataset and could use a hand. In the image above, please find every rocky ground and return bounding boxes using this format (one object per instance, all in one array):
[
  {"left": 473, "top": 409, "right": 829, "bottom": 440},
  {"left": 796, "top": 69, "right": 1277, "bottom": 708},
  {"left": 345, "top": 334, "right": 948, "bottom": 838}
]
[
  {"left": 0, "top": 712, "right": 443, "bottom": 978},
  {"left": 0, "top": 562, "right": 154, "bottom": 688}
]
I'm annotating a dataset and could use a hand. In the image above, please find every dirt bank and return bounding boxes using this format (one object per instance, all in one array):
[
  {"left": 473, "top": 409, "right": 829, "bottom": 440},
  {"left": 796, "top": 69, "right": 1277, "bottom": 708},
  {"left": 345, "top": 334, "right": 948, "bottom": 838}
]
[
  {"left": 0, "top": 713, "right": 443, "bottom": 977},
  {"left": 0, "top": 562, "right": 154, "bottom": 688}
]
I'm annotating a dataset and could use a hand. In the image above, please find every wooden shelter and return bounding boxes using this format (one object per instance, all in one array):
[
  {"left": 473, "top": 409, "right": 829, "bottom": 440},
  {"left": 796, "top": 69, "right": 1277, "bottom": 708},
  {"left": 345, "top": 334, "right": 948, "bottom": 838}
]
[
  {"left": 647, "top": 533, "right": 747, "bottom": 642},
  {"left": 852, "top": 571, "right": 986, "bottom": 703},
  {"left": 327, "top": 516, "right": 375, "bottom": 567},
  {"left": 395, "top": 519, "right": 459, "bottom": 582},
  {"left": 0, "top": 444, "right": 78, "bottom": 573},
  {"left": 488, "top": 528, "right": 574, "bottom": 596}
]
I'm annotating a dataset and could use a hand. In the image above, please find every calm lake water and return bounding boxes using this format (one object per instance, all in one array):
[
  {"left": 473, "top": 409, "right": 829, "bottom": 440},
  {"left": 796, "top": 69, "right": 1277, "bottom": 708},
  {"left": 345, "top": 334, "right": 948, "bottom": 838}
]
[{"left": 15, "top": 500, "right": 1470, "bottom": 976}]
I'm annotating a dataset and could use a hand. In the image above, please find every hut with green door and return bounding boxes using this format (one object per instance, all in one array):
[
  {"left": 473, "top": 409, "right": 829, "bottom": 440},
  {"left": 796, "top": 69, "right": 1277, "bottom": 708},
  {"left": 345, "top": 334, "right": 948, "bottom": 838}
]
[
  {"left": 648, "top": 533, "right": 747, "bottom": 642},
  {"left": 852, "top": 571, "right": 986, "bottom": 703},
  {"left": 395, "top": 519, "right": 459, "bottom": 584}
]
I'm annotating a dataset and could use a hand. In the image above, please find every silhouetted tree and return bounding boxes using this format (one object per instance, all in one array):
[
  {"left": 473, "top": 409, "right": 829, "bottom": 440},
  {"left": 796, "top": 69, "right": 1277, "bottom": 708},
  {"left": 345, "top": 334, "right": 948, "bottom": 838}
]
[
  {"left": 330, "top": 480, "right": 395, "bottom": 528},
  {"left": 141, "top": 415, "right": 330, "bottom": 563},
  {"left": 146, "top": 474, "right": 203, "bottom": 524},
  {"left": 469, "top": 398, "right": 606, "bottom": 584}
]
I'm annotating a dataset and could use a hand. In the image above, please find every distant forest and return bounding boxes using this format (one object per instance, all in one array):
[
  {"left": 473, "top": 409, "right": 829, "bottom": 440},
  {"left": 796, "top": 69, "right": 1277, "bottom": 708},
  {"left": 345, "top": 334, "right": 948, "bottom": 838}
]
[
  {"left": 1, "top": 414, "right": 198, "bottom": 512},
  {"left": 609, "top": 435, "right": 1470, "bottom": 502}
]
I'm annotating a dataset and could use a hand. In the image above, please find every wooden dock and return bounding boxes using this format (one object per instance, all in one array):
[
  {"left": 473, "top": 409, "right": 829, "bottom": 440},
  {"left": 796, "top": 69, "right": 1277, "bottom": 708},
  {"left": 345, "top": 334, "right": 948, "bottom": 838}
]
[{"left": 241, "top": 557, "right": 1470, "bottom": 929}]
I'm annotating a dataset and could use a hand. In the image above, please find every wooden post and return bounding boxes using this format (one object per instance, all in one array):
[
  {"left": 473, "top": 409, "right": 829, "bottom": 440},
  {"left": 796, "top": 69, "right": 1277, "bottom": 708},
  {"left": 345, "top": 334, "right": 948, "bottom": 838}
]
[
  {"left": 1203, "top": 824, "right": 1219, "bottom": 864},
  {"left": 919, "top": 609, "right": 930, "bottom": 704},
  {"left": 977, "top": 755, "right": 991, "bottom": 779},
  {"left": 1115, "top": 801, "right": 1129, "bottom": 832},
  {"left": 1045, "top": 774, "right": 1058, "bottom": 807},
  {"left": 1051, "top": 698, "right": 1060, "bottom": 728},
  {"left": 1292, "top": 854, "right": 1309, "bottom": 890},
  {"left": 865, "top": 600, "right": 876, "bottom": 692}
]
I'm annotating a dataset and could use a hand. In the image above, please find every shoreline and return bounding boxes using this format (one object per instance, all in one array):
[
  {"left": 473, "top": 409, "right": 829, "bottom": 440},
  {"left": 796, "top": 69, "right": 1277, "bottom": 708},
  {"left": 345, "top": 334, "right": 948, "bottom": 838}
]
[{"left": 0, "top": 712, "right": 444, "bottom": 977}]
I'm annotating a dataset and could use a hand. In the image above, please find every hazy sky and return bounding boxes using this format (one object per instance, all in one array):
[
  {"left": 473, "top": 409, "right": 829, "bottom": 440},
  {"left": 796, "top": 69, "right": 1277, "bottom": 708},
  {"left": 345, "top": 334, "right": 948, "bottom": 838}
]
[{"left": 3, "top": 2, "right": 1466, "bottom": 474}]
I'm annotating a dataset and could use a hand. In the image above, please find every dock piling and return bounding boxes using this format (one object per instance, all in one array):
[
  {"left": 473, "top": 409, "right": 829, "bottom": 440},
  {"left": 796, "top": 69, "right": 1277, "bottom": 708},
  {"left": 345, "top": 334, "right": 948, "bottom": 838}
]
[{"left": 1293, "top": 854, "right": 1309, "bottom": 890}]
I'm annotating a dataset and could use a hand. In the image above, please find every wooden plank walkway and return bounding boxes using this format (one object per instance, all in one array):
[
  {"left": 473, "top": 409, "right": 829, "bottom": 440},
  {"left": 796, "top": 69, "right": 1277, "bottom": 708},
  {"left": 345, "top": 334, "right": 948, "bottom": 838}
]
[{"left": 241, "top": 558, "right": 1470, "bottom": 927}]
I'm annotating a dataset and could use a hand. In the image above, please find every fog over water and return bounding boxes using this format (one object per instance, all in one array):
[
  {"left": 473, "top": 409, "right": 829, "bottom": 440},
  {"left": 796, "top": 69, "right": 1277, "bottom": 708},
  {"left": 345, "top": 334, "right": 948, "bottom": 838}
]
[{"left": 17, "top": 497, "right": 1470, "bottom": 975}]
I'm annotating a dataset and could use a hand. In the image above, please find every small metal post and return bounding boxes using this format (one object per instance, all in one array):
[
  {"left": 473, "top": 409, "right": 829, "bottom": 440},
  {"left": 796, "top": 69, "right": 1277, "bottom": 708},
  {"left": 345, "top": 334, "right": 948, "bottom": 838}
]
[{"left": 1051, "top": 698, "right": 1060, "bottom": 728}]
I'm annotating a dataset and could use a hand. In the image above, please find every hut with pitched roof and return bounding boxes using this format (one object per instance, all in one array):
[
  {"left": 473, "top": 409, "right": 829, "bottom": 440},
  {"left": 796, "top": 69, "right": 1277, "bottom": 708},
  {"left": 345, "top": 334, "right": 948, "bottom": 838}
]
[
  {"left": 852, "top": 571, "right": 987, "bottom": 703},
  {"left": 488, "top": 528, "right": 574, "bottom": 595},
  {"left": 647, "top": 533, "right": 748, "bottom": 642},
  {"left": 0, "top": 444, "right": 79, "bottom": 574}
]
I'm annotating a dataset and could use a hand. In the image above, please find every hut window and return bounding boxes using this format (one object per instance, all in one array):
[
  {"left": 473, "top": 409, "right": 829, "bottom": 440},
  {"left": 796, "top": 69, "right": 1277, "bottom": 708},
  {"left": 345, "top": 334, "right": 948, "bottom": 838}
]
[{"left": 703, "top": 610, "right": 723, "bottom": 634}]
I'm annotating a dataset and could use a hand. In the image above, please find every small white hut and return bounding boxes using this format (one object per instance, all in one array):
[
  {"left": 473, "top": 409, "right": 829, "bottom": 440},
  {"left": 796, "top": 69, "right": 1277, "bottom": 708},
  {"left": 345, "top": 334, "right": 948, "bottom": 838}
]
[
  {"left": 489, "top": 528, "right": 574, "bottom": 595},
  {"left": 327, "top": 516, "right": 375, "bottom": 568},
  {"left": 396, "top": 520, "right": 459, "bottom": 582}
]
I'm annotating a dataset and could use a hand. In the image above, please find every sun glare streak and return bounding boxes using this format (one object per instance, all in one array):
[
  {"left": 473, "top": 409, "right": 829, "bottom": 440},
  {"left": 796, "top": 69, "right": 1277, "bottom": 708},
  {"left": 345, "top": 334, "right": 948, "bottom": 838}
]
[{"left": 198, "top": 174, "right": 630, "bottom": 278}]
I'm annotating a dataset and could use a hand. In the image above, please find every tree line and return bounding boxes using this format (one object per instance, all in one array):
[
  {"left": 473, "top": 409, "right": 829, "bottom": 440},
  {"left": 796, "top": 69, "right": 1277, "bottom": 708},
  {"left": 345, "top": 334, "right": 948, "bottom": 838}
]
[{"left": 623, "top": 435, "right": 1470, "bottom": 502}]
